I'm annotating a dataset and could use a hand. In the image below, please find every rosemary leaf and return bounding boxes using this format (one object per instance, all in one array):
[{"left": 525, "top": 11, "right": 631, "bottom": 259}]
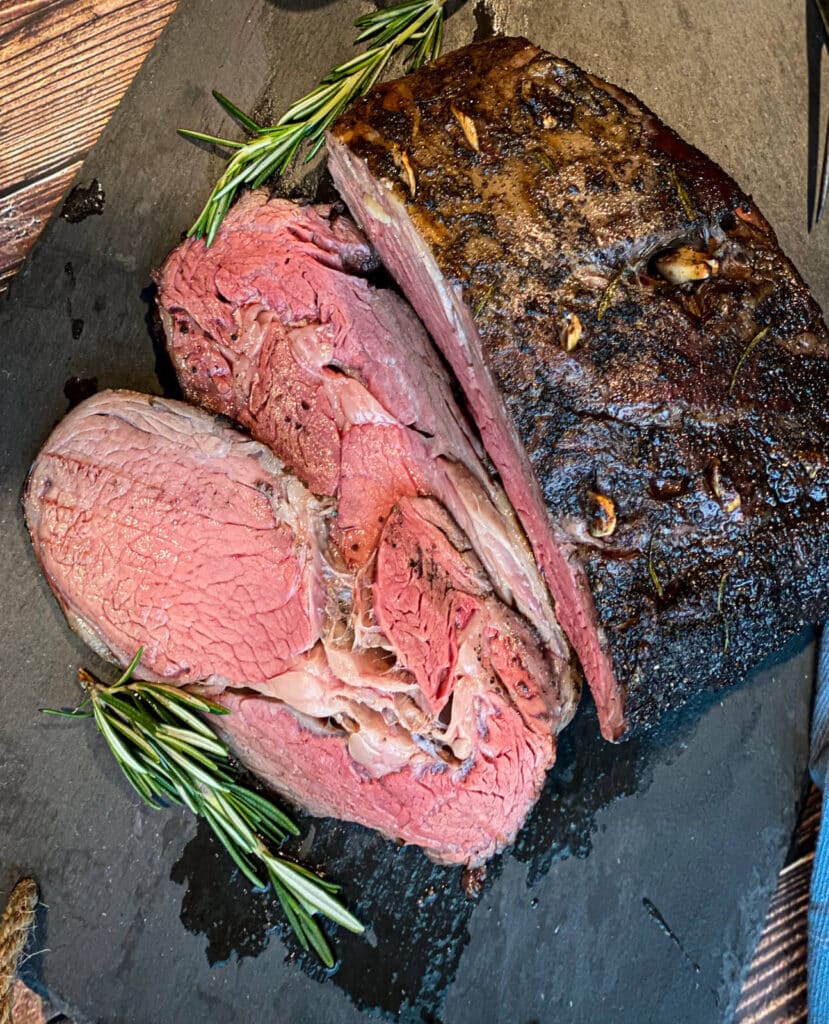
[
  {"left": 671, "top": 164, "right": 695, "bottom": 221},
  {"left": 224, "top": 793, "right": 289, "bottom": 845},
  {"left": 91, "top": 702, "right": 147, "bottom": 775},
  {"left": 176, "top": 129, "right": 246, "bottom": 150},
  {"left": 41, "top": 706, "right": 93, "bottom": 718},
  {"left": 162, "top": 744, "right": 231, "bottom": 789},
  {"left": 535, "top": 150, "right": 555, "bottom": 175},
  {"left": 152, "top": 693, "right": 225, "bottom": 737},
  {"left": 728, "top": 326, "right": 771, "bottom": 397},
  {"left": 297, "top": 909, "right": 336, "bottom": 966},
  {"left": 180, "top": 0, "right": 448, "bottom": 243},
  {"left": 155, "top": 731, "right": 227, "bottom": 770},
  {"left": 170, "top": 777, "right": 201, "bottom": 817},
  {"left": 227, "top": 784, "right": 301, "bottom": 836},
  {"left": 121, "top": 763, "right": 161, "bottom": 807},
  {"left": 94, "top": 691, "right": 161, "bottom": 737},
  {"left": 210, "top": 792, "right": 263, "bottom": 850},
  {"left": 114, "top": 648, "right": 144, "bottom": 686},
  {"left": 157, "top": 722, "right": 226, "bottom": 754},
  {"left": 103, "top": 710, "right": 162, "bottom": 762},
  {"left": 267, "top": 857, "right": 364, "bottom": 933},
  {"left": 201, "top": 805, "right": 266, "bottom": 888},
  {"left": 42, "top": 653, "right": 364, "bottom": 963},
  {"left": 144, "top": 682, "right": 230, "bottom": 715},
  {"left": 211, "top": 89, "right": 263, "bottom": 133},
  {"left": 473, "top": 284, "right": 494, "bottom": 320},
  {"left": 273, "top": 880, "right": 315, "bottom": 957},
  {"left": 647, "top": 529, "right": 664, "bottom": 599},
  {"left": 597, "top": 269, "right": 624, "bottom": 322},
  {"left": 279, "top": 859, "right": 342, "bottom": 891}
]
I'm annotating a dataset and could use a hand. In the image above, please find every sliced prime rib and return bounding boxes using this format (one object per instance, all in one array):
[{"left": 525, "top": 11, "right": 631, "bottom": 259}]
[
  {"left": 25, "top": 391, "right": 565, "bottom": 864},
  {"left": 328, "top": 36, "right": 829, "bottom": 738},
  {"left": 222, "top": 497, "right": 557, "bottom": 861},
  {"left": 155, "top": 191, "right": 576, "bottom": 702}
]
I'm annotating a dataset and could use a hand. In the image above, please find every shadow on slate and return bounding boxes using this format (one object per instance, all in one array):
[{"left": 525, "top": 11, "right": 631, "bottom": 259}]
[
  {"left": 0, "top": 0, "right": 827, "bottom": 1022},
  {"left": 170, "top": 699, "right": 650, "bottom": 1022},
  {"left": 168, "top": 629, "right": 815, "bottom": 1023}
]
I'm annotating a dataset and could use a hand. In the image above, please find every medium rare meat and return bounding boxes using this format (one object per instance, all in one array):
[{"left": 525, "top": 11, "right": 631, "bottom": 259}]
[
  {"left": 155, "top": 194, "right": 573, "bottom": 681},
  {"left": 223, "top": 497, "right": 557, "bottom": 862},
  {"left": 25, "top": 391, "right": 563, "bottom": 864},
  {"left": 328, "top": 37, "right": 829, "bottom": 738},
  {"left": 25, "top": 391, "right": 322, "bottom": 681}
]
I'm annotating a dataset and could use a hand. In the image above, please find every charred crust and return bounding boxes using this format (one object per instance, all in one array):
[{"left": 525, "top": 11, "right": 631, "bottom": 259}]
[{"left": 333, "top": 38, "right": 829, "bottom": 731}]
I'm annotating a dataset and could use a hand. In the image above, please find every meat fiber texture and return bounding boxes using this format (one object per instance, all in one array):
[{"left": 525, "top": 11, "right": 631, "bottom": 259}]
[
  {"left": 25, "top": 392, "right": 566, "bottom": 865},
  {"left": 328, "top": 36, "right": 829, "bottom": 739},
  {"left": 155, "top": 193, "right": 572, "bottom": 680}
]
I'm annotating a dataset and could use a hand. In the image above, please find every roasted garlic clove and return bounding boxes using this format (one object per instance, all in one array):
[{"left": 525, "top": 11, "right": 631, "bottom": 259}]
[
  {"left": 587, "top": 490, "right": 617, "bottom": 537},
  {"left": 560, "top": 312, "right": 583, "bottom": 351},
  {"left": 450, "top": 104, "right": 480, "bottom": 152},
  {"left": 653, "top": 246, "right": 719, "bottom": 285}
]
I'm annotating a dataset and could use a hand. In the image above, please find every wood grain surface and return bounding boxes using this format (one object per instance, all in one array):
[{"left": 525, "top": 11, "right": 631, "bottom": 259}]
[
  {"left": 0, "top": 1, "right": 818, "bottom": 1021},
  {"left": 734, "top": 785, "right": 820, "bottom": 1024},
  {"left": 0, "top": 0, "right": 176, "bottom": 289}
]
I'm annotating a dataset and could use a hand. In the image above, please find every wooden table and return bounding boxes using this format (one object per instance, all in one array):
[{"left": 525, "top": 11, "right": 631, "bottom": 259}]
[
  {"left": 0, "top": 3, "right": 819, "bottom": 1022},
  {"left": 0, "top": 0, "right": 175, "bottom": 291}
]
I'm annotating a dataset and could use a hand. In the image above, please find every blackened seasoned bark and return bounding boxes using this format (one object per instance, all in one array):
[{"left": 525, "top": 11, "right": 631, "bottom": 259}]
[{"left": 329, "top": 37, "right": 829, "bottom": 736}]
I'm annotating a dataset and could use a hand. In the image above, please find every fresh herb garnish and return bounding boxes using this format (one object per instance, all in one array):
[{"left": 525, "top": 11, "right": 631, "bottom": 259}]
[
  {"left": 597, "top": 268, "right": 624, "bottom": 322},
  {"left": 535, "top": 150, "right": 555, "bottom": 175},
  {"left": 670, "top": 164, "right": 695, "bottom": 221},
  {"left": 180, "top": 0, "right": 447, "bottom": 245},
  {"left": 473, "top": 283, "right": 495, "bottom": 320},
  {"left": 728, "top": 326, "right": 771, "bottom": 397},
  {"left": 43, "top": 650, "right": 364, "bottom": 966},
  {"left": 647, "top": 528, "right": 664, "bottom": 598}
]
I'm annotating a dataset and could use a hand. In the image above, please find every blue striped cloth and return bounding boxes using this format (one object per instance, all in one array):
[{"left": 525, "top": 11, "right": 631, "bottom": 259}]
[{"left": 809, "top": 631, "right": 829, "bottom": 1022}]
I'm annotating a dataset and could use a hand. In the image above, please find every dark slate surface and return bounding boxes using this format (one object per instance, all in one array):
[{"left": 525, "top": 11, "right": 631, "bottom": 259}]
[{"left": 0, "top": 2, "right": 826, "bottom": 1022}]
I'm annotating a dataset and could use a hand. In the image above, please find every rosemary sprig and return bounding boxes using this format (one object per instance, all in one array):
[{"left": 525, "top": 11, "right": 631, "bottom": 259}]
[
  {"left": 180, "top": 0, "right": 447, "bottom": 245},
  {"left": 43, "top": 650, "right": 363, "bottom": 966}
]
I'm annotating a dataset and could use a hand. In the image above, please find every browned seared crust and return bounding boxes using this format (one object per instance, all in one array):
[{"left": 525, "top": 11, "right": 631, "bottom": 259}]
[{"left": 331, "top": 37, "right": 829, "bottom": 733}]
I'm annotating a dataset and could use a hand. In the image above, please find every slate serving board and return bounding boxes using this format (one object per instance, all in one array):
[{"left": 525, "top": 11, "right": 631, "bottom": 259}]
[{"left": 1, "top": 2, "right": 827, "bottom": 1022}]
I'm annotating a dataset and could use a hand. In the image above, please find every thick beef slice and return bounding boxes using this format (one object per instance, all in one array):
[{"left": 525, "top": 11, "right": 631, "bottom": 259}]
[
  {"left": 156, "top": 194, "right": 476, "bottom": 497},
  {"left": 328, "top": 37, "right": 829, "bottom": 737},
  {"left": 156, "top": 192, "right": 576, "bottom": 704},
  {"left": 220, "top": 496, "right": 555, "bottom": 864},
  {"left": 26, "top": 391, "right": 560, "bottom": 864},
  {"left": 218, "top": 685, "right": 551, "bottom": 866},
  {"left": 25, "top": 391, "right": 322, "bottom": 683}
]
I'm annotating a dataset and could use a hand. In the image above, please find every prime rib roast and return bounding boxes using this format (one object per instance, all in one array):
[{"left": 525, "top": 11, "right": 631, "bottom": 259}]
[
  {"left": 25, "top": 392, "right": 568, "bottom": 865},
  {"left": 26, "top": 36, "right": 829, "bottom": 862},
  {"left": 328, "top": 36, "right": 829, "bottom": 739}
]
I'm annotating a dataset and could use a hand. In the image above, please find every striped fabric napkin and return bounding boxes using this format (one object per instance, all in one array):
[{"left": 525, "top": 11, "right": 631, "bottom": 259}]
[{"left": 809, "top": 631, "right": 829, "bottom": 1021}]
